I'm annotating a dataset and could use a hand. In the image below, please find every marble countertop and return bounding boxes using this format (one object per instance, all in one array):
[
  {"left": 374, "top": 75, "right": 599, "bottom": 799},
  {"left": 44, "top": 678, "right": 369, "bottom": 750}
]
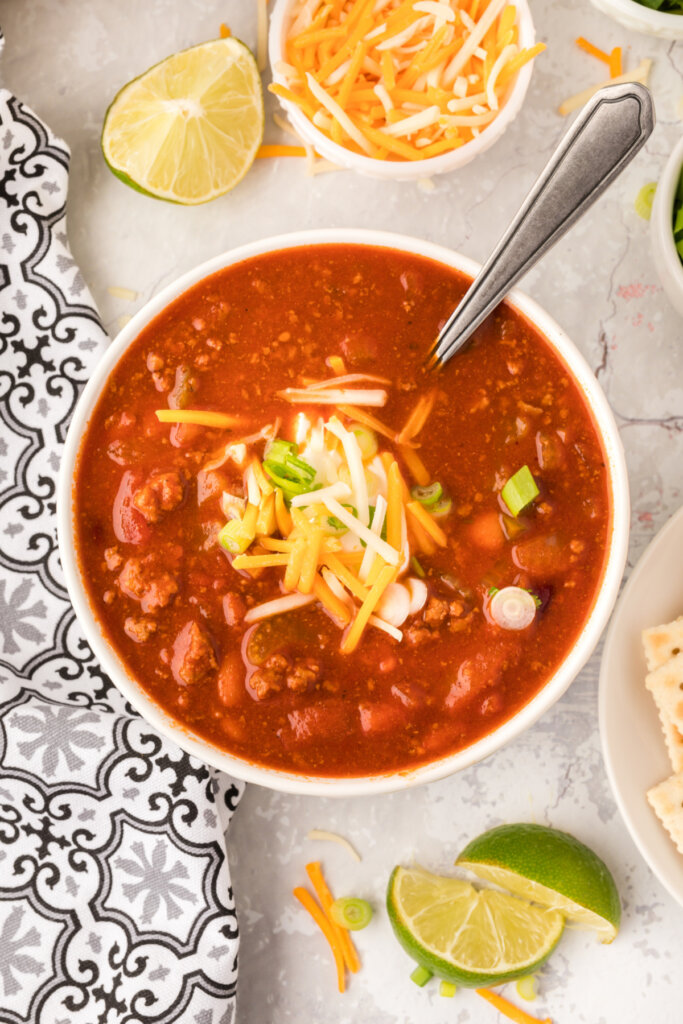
[{"left": 3, "top": 0, "right": 682, "bottom": 1020}]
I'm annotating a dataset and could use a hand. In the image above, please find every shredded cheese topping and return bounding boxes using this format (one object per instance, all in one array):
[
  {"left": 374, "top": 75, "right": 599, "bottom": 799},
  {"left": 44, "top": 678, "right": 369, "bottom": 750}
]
[{"left": 270, "top": 0, "right": 546, "bottom": 162}]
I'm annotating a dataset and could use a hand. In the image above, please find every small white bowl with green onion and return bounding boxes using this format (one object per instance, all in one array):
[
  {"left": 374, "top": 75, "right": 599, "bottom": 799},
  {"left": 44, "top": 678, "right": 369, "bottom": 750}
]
[
  {"left": 590, "top": 0, "right": 683, "bottom": 38},
  {"left": 651, "top": 135, "right": 683, "bottom": 318}
]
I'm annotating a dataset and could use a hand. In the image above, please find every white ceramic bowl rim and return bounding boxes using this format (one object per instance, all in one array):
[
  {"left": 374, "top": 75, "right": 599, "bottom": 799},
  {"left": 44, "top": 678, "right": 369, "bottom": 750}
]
[
  {"left": 592, "top": 0, "right": 683, "bottom": 26},
  {"left": 58, "top": 228, "right": 630, "bottom": 797},
  {"left": 267, "top": 0, "right": 536, "bottom": 179},
  {"left": 650, "top": 134, "right": 683, "bottom": 314}
]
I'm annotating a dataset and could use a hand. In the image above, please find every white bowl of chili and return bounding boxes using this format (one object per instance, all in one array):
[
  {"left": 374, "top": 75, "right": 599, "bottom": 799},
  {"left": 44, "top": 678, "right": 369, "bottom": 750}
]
[
  {"left": 651, "top": 135, "right": 683, "bottom": 318},
  {"left": 59, "top": 229, "right": 629, "bottom": 796},
  {"left": 589, "top": 0, "right": 683, "bottom": 39},
  {"left": 267, "top": 0, "right": 540, "bottom": 179}
]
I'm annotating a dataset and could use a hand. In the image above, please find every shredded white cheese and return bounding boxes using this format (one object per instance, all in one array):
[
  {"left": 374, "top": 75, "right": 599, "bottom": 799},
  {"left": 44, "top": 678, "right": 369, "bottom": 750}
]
[
  {"left": 376, "top": 15, "right": 430, "bottom": 51},
  {"left": 446, "top": 0, "right": 506, "bottom": 81},
  {"left": 323, "top": 497, "right": 399, "bottom": 565},
  {"left": 359, "top": 495, "right": 387, "bottom": 581},
  {"left": 486, "top": 44, "right": 518, "bottom": 111},
  {"left": 245, "top": 464, "right": 261, "bottom": 506},
  {"left": 305, "top": 73, "right": 374, "bottom": 155},
  {"left": 107, "top": 285, "right": 138, "bottom": 301},
  {"left": 256, "top": 0, "right": 268, "bottom": 71},
  {"left": 290, "top": 480, "right": 351, "bottom": 508},
  {"left": 244, "top": 592, "right": 316, "bottom": 623},
  {"left": 307, "top": 829, "right": 361, "bottom": 862},
  {"left": 326, "top": 418, "right": 370, "bottom": 526},
  {"left": 278, "top": 387, "right": 388, "bottom": 406},
  {"left": 381, "top": 105, "right": 441, "bottom": 138},
  {"left": 368, "top": 614, "right": 403, "bottom": 642},
  {"left": 413, "top": 1, "right": 456, "bottom": 21}
]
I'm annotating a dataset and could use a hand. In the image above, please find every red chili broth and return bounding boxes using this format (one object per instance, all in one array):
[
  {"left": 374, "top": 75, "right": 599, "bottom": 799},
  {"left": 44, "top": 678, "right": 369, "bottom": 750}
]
[{"left": 74, "top": 245, "right": 611, "bottom": 777}]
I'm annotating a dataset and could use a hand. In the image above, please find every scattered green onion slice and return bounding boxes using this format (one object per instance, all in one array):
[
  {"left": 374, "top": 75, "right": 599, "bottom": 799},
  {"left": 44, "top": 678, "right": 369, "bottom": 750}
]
[
  {"left": 490, "top": 586, "right": 537, "bottom": 630},
  {"left": 488, "top": 586, "right": 499, "bottom": 596},
  {"left": 501, "top": 465, "right": 539, "bottom": 517},
  {"left": 430, "top": 496, "right": 452, "bottom": 518},
  {"left": 439, "top": 981, "right": 457, "bottom": 998},
  {"left": 634, "top": 181, "right": 657, "bottom": 220},
  {"left": 411, "top": 555, "right": 426, "bottom": 578},
  {"left": 411, "top": 482, "right": 443, "bottom": 506},
  {"left": 264, "top": 438, "right": 297, "bottom": 466},
  {"left": 410, "top": 965, "right": 433, "bottom": 987},
  {"left": 330, "top": 897, "right": 373, "bottom": 931},
  {"left": 516, "top": 975, "right": 538, "bottom": 1002},
  {"left": 263, "top": 464, "right": 308, "bottom": 496}
]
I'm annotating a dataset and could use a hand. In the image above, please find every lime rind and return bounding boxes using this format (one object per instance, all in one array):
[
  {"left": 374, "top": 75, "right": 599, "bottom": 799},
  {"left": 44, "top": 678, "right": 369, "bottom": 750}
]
[
  {"left": 101, "top": 37, "right": 264, "bottom": 205},
  {"left": 457, "top": 824, "right": 621, "bottom": 943},
  {"left": 387, "top": 866, "right": 565, "bottom": 988}
]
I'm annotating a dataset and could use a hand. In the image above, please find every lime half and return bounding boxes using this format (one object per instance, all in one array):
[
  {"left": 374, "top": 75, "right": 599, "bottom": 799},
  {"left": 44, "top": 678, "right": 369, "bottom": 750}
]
[
  {"left": 102, "top": 37, "right": 264, "bottom": 204},
  {"left": 457, "top": 824, "right": 621, "bottom": 943},
  {"left": 386, "top": 865, "right": 564, "bottom": 988}
]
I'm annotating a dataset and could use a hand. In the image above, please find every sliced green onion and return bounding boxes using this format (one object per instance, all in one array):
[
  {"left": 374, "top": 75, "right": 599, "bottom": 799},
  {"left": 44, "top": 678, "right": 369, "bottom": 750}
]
[
  {"left": 327, "top": 504, "right": 358, "bottom": 531},
  {"left": 488, "top": 586, "right": 499, "bottom": 596},
  {"left": 411, "top": 555, "right": 426, "bottom": 578},
  {"left": 430, "top": 496, "right": 452, "bottom": 518},
  {"left": 330, "top": 897, "right": 373, "bottom": 931},
  {"left": 439, "top": 981, "right": 457, "bottom": 998},
  {"left": 263, "top": 464, "right": 308, "bottom": 496},
  {"left": 284, "top": 453, "right": 316, "bottom": 482},
  {"left": 516, "top": 975, "right": 538, "bottom": 1002},
  {"left": 410, "top": 965, "right": 433, "bottom": 987},
  {"left": 501, "top": 465, "right": 539, "bottom": 517},
  {"left": 673, "top": 204, "right": 683, "bottom": 237},
  {"left": 526, "top": 589, "right": 543, "bottom": 608},
  {"left": 634, "top": 181, "right": 657, "bottom": 221},
  {"left": 349, "top": 423, "right": 378, "bottom": 460},
  {"left": 264, "top": 438, "right": 297, "bottom": 466},
  {"left": 411, "top": 482, "right": 443, "bottom": 506}
]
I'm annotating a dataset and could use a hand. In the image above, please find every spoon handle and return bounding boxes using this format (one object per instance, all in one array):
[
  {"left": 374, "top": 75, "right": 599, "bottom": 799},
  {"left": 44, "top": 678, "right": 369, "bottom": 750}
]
[{"left": 432, "top": 82, "right": 655, "bottom": 367}]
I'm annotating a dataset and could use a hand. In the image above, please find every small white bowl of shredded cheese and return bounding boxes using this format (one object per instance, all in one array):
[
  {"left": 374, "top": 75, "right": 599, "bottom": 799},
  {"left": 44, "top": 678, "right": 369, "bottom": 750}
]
[{"left": 268, "top": 0, "right": 540, "bottom": 180}]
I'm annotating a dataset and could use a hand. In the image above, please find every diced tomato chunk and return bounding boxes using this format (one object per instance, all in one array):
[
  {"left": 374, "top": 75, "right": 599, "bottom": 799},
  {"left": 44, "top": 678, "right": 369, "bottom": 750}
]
[
  {"left": 468, "top": 510, "right": 504, "bottom": 552},
  {"left": 113, "top": 470, "right": 150, "bottom": 546},
  {"left": 358, "top": 702, "right": 406, "bottom": 734},
  {"left": 286, "top": 700, "right": 348, "bottom": 744},
  {"left": 513, "top": 534, "right": 570, "bottom": 577}
]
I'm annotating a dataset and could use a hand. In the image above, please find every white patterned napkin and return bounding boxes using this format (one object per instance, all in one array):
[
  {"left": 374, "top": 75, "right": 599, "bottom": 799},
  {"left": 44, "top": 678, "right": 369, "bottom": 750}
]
[{"left": 0, "top": 83, "right": 244, "bottom": 1024}]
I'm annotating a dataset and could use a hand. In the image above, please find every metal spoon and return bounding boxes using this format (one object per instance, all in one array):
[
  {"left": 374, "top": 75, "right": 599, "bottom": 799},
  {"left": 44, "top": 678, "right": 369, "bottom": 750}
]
[{"left": 429, "top": 82, "right": 655, "bottom": 369}]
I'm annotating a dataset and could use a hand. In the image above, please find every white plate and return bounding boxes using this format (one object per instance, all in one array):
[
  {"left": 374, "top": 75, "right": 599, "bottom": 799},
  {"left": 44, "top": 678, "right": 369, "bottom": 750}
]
[{"left": 600, "top": 504, "right": 683, "bottom": 907}]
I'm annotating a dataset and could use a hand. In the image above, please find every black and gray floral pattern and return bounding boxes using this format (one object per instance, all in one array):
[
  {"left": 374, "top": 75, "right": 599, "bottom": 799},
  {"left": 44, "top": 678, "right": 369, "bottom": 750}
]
[{"left": 0, "top": 81, "right": 244, "bottom": 1024}]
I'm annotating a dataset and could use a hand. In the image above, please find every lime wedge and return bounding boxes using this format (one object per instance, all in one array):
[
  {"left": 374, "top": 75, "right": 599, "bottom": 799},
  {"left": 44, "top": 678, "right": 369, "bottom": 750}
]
[
  {"left": 457, "top": 824, "right": 621, "bottom": 943},
  {"left": 102, "top": 37, "right": 264, "bottom": 204},
  {"left": 386, "top": 865, "right": 564, "bottom": 988}
]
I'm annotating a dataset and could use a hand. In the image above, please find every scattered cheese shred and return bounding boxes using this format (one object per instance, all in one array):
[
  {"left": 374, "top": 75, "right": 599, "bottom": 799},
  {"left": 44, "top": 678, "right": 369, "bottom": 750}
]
[
  {"left": 406, "top": 500, "right": 448, "bottom": 546},
  {"left": 155, "top": 409, "right": 243, "bottom": 429},
  {"left": 256, "top": 0, "right": 268, "bottom": 71},
  {"left": 256, "top": 144, "right": 309, "bottom": 157},
  {"left": 107, "top": 285, "right": 138, "bottom": 301},
  {"left": 307, "top": 829, "right": 362, "bottom": 862},
  {"left": 278, "top": 387, "right": 388, "bottom": 406},
  {"left": 324, "top": 497, "right": 400, "bottom": 565},
  {"left": 242, "top": 593, "right": 316, "bottom": 624},
  {"left": 342, "top": 563, "right": 397, "bottom": 652},
  {"left": 559, "top": 59, "right": 652, "bottom": 116}
]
